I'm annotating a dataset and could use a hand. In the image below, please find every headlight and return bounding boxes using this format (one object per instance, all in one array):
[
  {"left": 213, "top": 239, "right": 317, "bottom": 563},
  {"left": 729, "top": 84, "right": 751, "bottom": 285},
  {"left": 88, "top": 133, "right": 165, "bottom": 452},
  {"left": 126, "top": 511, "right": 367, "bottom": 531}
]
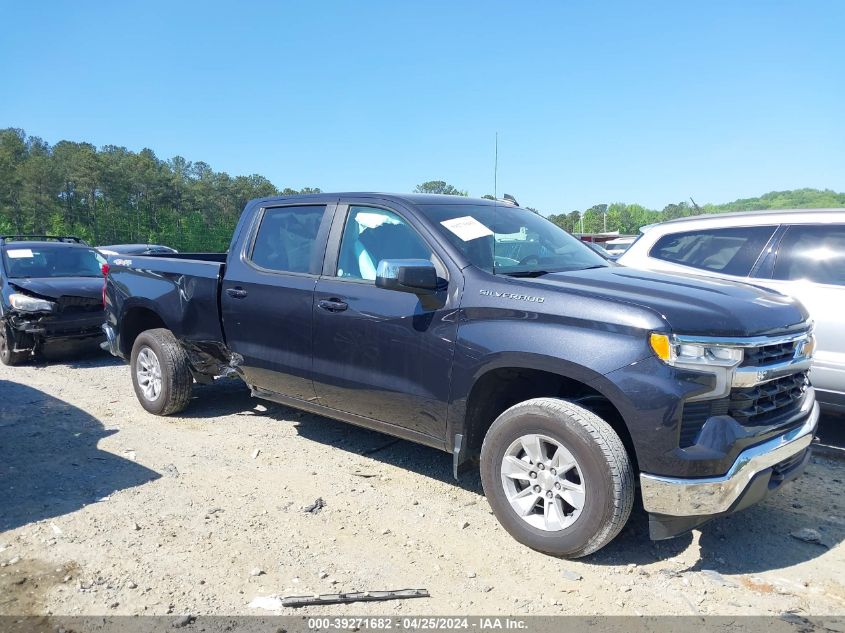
[
  {"left": 9, "top": 293, "right": 55, "bottom": 312},
  {"left": 649, "top": 333, "right": 743, "bottom": 367}
]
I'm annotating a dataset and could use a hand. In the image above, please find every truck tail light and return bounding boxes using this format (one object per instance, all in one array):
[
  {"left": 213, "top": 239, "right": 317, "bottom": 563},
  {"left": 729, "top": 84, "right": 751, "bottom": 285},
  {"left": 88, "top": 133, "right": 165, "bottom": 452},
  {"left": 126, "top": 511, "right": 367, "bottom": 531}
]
[{"left": 101, "top": 263, "right": 109, "bottom": 308}]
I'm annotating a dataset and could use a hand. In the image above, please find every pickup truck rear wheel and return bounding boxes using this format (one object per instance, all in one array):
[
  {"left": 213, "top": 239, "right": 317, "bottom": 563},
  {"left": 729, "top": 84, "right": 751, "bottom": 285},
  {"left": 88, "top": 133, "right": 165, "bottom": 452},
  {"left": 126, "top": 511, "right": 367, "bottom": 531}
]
[
  {"left": 130, "top": 328, "right": 193, "bottom": 415},
  {"left": 0, "top": 324, "right": 28, "bottom": 366},
  {"left": 480, "top": 397, "right": 634, "bottom": 558}
]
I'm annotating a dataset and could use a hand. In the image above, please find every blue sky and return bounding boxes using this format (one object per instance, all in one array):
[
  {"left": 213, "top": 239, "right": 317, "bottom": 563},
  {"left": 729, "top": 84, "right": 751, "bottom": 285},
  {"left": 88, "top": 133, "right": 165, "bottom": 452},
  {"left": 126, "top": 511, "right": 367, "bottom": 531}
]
[{"left": 1, "top": 1, "right": 843, "bottom": 212}]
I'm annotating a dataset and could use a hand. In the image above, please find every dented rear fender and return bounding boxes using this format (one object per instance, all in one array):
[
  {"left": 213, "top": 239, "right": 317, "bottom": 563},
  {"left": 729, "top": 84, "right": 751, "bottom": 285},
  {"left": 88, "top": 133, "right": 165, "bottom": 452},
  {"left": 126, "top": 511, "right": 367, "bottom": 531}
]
[{"left": 181, "top": 339, "right": 244, "bottom": 379}]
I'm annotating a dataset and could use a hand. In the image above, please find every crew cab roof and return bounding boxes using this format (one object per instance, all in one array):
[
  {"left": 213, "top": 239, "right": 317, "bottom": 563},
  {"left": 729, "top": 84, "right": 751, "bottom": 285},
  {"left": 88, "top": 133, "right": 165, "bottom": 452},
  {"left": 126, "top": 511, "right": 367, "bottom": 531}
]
[{"left": 249, "top": 192, "right": 509, "bottom": 208}]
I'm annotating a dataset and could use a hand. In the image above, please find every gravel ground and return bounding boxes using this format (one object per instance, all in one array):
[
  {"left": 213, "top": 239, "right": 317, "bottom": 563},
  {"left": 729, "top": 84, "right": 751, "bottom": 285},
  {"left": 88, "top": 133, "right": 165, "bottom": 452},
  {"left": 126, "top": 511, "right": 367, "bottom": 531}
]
[{"left": 1, "top": 349, "right": 843, "bottom": 617}]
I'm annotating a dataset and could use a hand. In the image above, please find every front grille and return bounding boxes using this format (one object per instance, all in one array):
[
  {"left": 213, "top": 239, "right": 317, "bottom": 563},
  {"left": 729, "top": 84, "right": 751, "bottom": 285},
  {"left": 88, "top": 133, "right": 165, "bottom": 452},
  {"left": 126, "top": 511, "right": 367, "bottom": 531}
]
[
  {"left": 741, "top": 340, "right": 798, "bottom": 367},
  {"left": 729, "top": 371, "right": 809, "bottom": 425},
  {"left": 57, "top": 295, "right": 102, "bottom": 314},
  {"left": 679, "top": 371, "right": 809, "bottom": 447}
]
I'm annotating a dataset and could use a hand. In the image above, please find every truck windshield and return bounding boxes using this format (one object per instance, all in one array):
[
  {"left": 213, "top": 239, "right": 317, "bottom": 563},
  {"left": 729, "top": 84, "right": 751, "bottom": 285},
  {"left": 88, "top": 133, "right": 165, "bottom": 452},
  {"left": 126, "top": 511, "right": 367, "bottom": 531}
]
[
  {"left": 2, "top": 246, "right": 105, "bottom": 279},
  {"left": 420, "top": 203, "right": 609, "bottom": 275}
]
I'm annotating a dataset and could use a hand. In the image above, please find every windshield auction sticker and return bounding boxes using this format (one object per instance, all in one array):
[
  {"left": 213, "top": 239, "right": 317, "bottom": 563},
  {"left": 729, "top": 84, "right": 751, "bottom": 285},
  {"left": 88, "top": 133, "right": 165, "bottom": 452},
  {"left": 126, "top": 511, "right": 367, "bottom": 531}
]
[
  {"left": 5, "top": 248, "right": 34, "bottom": 258},
  {"left": 440, "top": 216, "right": 494, "bottom": 241}
]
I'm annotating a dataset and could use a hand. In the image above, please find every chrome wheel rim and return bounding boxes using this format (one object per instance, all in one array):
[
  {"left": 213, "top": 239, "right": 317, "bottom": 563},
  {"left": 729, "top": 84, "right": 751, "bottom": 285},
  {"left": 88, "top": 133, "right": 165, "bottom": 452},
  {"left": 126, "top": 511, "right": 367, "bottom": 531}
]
[
  {"left": 500, "top": 433, "right": 586, "bottom": 531},
  {"left": 136, "top": 347, "right": 162, "bottom": 402}
]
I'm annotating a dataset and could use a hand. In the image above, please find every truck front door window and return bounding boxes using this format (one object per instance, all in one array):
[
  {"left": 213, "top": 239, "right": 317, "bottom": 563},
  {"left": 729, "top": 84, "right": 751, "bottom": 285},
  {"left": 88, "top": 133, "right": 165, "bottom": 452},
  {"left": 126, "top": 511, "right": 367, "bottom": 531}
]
[{"left": 336, "top": 206, "right": 434, "bottom": 281}]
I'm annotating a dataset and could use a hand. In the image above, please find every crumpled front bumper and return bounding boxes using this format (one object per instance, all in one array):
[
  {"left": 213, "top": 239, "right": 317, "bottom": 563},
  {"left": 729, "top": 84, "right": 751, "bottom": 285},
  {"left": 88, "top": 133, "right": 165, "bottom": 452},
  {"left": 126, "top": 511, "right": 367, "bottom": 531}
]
[
  {"left": 641, "top": 393, "right": 819, "bottom": 538},
  {"left": 5, "top": 309, "right": 105, "bottom": 348}
]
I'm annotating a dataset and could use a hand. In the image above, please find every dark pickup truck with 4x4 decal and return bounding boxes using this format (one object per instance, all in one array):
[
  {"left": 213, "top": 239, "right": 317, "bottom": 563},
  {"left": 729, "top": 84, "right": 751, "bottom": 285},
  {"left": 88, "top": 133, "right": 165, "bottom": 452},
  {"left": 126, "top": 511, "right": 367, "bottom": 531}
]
[{"left": 101, "top": 193, "right": 820, "bottom": 557}]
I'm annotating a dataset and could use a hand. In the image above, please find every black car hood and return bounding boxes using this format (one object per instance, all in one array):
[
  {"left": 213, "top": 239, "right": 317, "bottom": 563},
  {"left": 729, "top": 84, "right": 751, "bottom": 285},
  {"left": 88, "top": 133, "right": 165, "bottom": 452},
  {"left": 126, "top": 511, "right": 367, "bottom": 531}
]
[
  {"left": 10, "top": 277, "right": 103, "bottom": 301},
  {"left": 530, "top": 266, "right": 809, "bottom": 337}
]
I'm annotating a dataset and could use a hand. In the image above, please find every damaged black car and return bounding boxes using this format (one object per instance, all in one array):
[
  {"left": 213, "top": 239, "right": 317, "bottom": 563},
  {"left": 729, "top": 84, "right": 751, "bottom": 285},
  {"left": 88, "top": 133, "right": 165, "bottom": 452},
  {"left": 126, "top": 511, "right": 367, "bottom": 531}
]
[{"left": 0, "top": 236, "right": 106, "bottom": 365}]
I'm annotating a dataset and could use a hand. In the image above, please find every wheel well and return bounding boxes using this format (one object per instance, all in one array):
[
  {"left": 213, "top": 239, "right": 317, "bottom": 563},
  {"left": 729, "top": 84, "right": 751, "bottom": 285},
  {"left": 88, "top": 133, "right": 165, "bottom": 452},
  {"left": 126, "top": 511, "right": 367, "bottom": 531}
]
[
  {"left": 120, "top": 307, "right": 167, "bottom": 356},
  {"left": 462, "top": 367, "right": 637, "bottom": 470}
]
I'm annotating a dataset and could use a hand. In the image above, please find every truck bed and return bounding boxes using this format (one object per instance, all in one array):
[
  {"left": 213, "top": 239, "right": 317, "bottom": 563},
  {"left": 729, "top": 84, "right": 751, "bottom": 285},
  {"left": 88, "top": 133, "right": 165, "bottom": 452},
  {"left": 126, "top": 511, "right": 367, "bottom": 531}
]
[
  {"left": 106, "top": 253, "right": 228, "bottom": 353},
  {"left": 132, "top": 252, "right": 228, "bottom": 263}
]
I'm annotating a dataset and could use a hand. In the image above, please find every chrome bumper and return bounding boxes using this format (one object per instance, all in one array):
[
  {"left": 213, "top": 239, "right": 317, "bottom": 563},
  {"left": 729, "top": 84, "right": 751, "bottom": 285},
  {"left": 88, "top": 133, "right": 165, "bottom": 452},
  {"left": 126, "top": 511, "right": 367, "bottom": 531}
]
[
  {"left": 640, "top": 398, "right": 819, "bottom": 517},
  {"left": 101, "top": 323, "right": 119, "bottom": 356}
]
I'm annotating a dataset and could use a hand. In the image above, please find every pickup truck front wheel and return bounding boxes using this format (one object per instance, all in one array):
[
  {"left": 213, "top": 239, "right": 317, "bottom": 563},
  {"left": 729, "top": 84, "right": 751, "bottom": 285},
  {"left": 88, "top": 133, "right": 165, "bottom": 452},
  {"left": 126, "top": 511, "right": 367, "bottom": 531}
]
[
  {"left": 480, "top": 398, "right": 634, "bottom": 558},
  {"left": 130, "top": 328, "right": 193, "bottom": 415}
]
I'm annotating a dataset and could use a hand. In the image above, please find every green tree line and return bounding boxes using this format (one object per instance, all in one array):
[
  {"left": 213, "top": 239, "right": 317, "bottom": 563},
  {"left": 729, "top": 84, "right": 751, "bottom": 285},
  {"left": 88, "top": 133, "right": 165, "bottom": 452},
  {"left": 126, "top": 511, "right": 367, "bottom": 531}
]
[
  {"left": 547, "top": 189, "right": 845, "bottom": 235},
  {"left": 0, "top": 128, "right": 320, "bottom": 252},
  {"left": 2, "top": 129, "right": 843, "bottom": 252}
]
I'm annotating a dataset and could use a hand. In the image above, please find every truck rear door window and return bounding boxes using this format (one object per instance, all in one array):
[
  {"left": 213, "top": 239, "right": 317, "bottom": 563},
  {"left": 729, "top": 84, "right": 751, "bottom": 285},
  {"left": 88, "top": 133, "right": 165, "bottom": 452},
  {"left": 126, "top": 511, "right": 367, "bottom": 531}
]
[
  {"left": 250, "top": 205, "right": 325, "bottom": 273},
  {"left": 649, "top": 226, "right": 776, "bottom": 276}
]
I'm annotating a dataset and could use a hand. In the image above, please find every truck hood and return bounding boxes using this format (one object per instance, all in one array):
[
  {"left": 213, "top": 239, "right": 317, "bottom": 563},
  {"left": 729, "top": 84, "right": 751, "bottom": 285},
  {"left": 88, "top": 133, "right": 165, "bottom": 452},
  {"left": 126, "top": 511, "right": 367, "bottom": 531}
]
[
  {"left": 10, "top": 277, "right": 104, "bottom": 301},
  {"left": 530, "top": 266, "right": 809, "bottom": 337}
]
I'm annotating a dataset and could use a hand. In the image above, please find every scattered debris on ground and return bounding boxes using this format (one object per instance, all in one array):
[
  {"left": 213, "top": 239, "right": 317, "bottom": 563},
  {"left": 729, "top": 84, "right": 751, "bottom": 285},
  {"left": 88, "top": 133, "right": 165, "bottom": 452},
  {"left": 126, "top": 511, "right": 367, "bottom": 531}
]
[
  {"left": 303, "top": 497, "right": 326, "bottom": 514},
  {"left": 280, "top": 589, "right": 430, "bottom": 608}
]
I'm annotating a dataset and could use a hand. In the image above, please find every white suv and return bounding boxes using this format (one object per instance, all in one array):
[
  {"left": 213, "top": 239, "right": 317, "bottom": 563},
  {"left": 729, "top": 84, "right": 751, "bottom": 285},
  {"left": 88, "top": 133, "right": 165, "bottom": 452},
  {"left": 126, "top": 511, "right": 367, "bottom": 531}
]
[{"left": 618, "top": 209, "right": 845, "bottom": 412}]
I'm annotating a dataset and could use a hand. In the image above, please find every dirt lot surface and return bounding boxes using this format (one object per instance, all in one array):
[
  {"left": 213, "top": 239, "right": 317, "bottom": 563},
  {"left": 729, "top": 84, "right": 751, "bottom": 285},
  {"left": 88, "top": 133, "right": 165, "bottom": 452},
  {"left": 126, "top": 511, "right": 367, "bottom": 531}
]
[{"left": 1, "top": 351, "right": 844, "bottom": 617}]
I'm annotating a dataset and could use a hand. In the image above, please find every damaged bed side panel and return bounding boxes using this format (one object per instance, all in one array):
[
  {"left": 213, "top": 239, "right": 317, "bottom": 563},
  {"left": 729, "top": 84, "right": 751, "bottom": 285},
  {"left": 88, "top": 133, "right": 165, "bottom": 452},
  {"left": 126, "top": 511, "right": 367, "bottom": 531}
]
[{"left": 107, "top": 255, "right": 234, "bottom": 375}]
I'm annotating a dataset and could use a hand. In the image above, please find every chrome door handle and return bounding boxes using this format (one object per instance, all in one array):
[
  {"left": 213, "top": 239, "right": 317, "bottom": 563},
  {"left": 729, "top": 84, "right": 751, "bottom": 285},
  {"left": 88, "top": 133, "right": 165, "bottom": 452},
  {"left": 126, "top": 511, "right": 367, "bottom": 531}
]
[
  {"left": 226, "top": 287, "right": 248, "bottom": 299},
  {"left": 318, "top": 298, "right": 348, "bottom": 312}
]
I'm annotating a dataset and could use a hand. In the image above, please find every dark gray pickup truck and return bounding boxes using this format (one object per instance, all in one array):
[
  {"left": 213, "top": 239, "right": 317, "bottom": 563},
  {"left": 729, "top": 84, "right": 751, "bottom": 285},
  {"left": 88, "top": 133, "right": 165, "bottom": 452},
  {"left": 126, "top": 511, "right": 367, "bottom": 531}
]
[{"left": 102, "top": 193, "right": 819, "bottom": 557}]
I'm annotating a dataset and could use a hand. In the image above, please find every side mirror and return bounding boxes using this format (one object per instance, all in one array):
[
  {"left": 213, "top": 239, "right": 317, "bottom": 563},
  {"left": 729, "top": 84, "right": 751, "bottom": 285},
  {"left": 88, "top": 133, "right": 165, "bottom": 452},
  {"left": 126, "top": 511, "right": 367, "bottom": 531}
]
[{"left": 375, "top": 259, "right": 438, "bottom": 295}]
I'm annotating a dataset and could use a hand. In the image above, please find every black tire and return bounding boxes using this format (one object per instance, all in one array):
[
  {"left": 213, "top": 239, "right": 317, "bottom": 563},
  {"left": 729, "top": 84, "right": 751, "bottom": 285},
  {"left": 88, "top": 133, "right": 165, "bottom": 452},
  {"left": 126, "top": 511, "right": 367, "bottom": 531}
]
[
  {"left": 130, "top": 328, "right": 193, "bottom": 415},
  {"left": 480, "top": 397, "right": 634, "bottom": 558},
  {"left": 0, "top": 324, "right": 28, "bottom": 366}
]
